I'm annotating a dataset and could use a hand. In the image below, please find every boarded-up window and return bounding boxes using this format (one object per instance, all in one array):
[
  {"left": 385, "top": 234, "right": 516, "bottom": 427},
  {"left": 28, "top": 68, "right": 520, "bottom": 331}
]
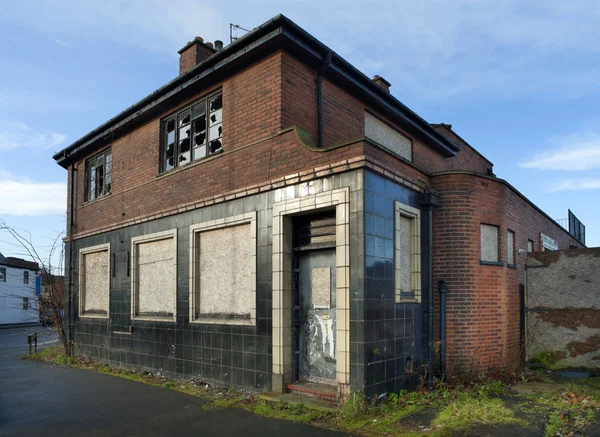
[
  {"left": 481, "top": 224, "right": 499, "bottom": 262},
  {"left": 189, "top": 213, "right": 256, "bottom": 325},
  {"left": 79, "top": 244, "right": 110, "bottom": 317},
  {"left": 131, "top": 230, "right": 177, "bottom": 321},
  {"left": 365, "top": 112, "right": 412, "bottom": 161},
  {"left": 395, "top": 203, "right": 421, "bottom": 302},
  {"left": 507, "top": 230, "right": 515, "bottom": 265}
]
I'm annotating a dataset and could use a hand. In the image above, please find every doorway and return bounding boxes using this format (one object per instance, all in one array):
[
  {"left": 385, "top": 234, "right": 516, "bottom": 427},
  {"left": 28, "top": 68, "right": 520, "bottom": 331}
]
[{"left": 292, "top": 211, "right": 337, "bottom": 385}]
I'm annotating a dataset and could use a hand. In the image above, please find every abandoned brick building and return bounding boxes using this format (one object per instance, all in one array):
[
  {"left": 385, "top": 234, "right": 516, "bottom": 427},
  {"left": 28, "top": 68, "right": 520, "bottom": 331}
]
[{"left": 53, "top": 15, "right": 586, "bottom": 398}]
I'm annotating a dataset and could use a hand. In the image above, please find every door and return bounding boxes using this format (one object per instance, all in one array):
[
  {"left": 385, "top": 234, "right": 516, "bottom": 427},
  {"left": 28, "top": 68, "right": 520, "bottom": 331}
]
[{"left": 297, "top": 249, "right": 336, "bottom": 384}]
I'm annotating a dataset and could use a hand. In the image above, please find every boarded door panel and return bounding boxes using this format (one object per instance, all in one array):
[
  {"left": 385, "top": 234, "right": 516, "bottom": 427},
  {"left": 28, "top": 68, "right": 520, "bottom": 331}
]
[{"left": 298, "top": 249, "right": 336, "bottom": 384}]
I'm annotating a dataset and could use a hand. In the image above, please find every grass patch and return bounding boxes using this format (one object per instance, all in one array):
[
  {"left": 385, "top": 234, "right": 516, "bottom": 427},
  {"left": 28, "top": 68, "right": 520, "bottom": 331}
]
[
  {"left": 27, "top": 346, "right": 74, "bottom": 365},
  {"left": 24, "top": 348, "right": 600, "bottom": 436},
  {"left": 432, "top": 394, "right": 524, "bottom": 432}
]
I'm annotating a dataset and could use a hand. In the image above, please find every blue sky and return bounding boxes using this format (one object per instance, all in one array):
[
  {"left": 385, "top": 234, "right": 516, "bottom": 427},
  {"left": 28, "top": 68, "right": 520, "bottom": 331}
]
[{"left": 0, "top": 0, "right": 598, "bottom": 267}]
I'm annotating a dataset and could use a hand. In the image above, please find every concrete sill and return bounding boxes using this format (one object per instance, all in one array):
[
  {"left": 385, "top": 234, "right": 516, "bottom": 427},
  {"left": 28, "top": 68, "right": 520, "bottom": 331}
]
[
  {"left": 508, "top": 264, "right": 518, "bottom": 269},
  {"left": 132, "top": 316, "right": 176, "bottom": 323},
  {"left": 480, "top": 260, "right": 504, "bottom": 267}
]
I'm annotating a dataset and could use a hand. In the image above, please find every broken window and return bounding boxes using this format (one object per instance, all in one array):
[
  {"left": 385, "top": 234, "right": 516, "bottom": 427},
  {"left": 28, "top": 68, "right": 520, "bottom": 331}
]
[
  {"left": 85, "top": 148, "right": 112, "bottom": 202},
  {"left": 161, "top": 91, "right": 223, "bottom": 172}
]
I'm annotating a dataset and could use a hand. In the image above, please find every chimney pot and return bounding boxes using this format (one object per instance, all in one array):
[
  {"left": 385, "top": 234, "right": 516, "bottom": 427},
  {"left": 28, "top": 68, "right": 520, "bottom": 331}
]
[
  {"left": 372, "top": 75, "right": 391, "bottom": 93},
  {"left": 214, "top": 40, "right": 224, "bottom": 51},
  {"left": 178, "top": 37, "right": 217, "bottom": 75}
]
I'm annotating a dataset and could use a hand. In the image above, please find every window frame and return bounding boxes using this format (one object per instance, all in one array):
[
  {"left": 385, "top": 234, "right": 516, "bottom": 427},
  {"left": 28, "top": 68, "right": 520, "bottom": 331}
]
[
  {"left": 160, "top": 90, "right": 223, "bottom": 173},
  {"left": 394, "top": 202, "right": 421, "bottom": 303},
  {"left": 130, "top": 229, "right": 178, "bottom": 322},
  {"left": 480, "top": 223, "right": 501, "bottom": 264},
  {"left": 23, "top": 270, "right": 29, "bottom": 284},
  {"left": 0, "top": 267, "right": 5, "bottom": 282},
  {"left": 527, "top": 239, "right": 534, "bottom": 253},
  {"left": 78, "top": 243, "right": 111, "bottom": 319},
  {"left": 507, "top": 229, "right": 516, "bottom": 267},
  {"left": 84, "top": 148, "right": 112, "bottom": 202},
  {"left": 188, "top": 212, "right": 257, "bottom": 326},
  {"left": 22, "top": 297, "right": 29, "bottom": 310}
]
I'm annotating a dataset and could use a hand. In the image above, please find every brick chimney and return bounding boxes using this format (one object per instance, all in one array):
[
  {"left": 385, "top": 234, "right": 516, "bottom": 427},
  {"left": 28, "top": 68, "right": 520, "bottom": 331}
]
[
  {"left": 178, "top": 37, "right": 217, "bottom": 75},
  {"left": 372, "top": 75, "right": 391, "bottom": 93}
]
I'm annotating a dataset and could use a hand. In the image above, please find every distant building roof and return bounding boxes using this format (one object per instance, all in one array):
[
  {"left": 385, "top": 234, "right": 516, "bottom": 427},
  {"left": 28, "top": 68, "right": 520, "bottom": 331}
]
[{"left": 1, "top": 254, "right": 39, "bottom": 271}]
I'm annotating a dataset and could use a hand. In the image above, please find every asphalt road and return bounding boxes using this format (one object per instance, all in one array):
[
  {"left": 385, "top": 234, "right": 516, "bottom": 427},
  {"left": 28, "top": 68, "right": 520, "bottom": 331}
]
[{"left": 0, "top": 326, "right": 348, "bottom": 437}]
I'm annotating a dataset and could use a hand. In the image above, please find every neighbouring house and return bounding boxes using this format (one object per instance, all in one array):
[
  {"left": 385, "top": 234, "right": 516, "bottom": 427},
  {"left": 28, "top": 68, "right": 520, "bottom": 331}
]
[
  {"left": 0, "top": 252, "right": 39, "bottom": 326},
  {"left": 52, "top": 15, "right": 586, "bottom": 398}
]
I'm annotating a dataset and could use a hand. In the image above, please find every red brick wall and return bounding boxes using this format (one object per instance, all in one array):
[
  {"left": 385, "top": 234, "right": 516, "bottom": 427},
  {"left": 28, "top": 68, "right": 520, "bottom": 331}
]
[
  {"left": 431, "top": 173, "right": 582, "bottom": 374},
  {"left": 432, "top": 126, "right": 493, "bottom": 174}
]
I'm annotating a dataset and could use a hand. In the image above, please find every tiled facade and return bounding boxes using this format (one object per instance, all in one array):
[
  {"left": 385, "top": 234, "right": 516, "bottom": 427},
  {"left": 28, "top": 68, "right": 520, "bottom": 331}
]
[{"left": 56, "top": 15, "right": 586, "bottom": 398}]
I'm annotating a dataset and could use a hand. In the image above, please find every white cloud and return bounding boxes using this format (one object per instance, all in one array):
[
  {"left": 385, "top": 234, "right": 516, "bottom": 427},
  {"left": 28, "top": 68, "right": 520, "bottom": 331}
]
[
  {"left": 519, "top": 133, "right": 600, "bottom": 171},
  {"left": 1, "top": 0, "right": 600, "bottom": 102},
  {"left": 0, "top": 172, "right": 66, "bottom": 216},
  {"left": 2, "top": 1, "right": 226, "bottom": 54},
  {"left": 548, "top": 179, "right": 600, "bottom": 192},
  {"left": 0, "top": 122, "right": 66, "bottom": 151}
]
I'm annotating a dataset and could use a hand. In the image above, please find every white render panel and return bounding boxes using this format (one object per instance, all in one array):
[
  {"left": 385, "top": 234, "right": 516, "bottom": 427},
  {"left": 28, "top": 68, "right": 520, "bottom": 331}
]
[
  {"left": 198, "top": 223, "right": 253, "bottom": 318},
  {"left": 365, "top": 112, "right": 412, "bottom": 161}
]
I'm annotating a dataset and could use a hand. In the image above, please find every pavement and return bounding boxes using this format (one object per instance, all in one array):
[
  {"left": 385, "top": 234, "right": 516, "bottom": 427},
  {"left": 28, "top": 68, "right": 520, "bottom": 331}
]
[{"left": 0, "top": 326, "right": 349, "bottom": 437}]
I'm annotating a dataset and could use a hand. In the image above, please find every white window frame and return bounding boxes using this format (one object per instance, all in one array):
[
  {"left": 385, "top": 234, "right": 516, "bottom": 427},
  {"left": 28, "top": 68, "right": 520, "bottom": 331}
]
[
  {"left": 78, "top": 243, "right": 111, "bottom": 319},
  {"left": 188, "top": 212, "right": 256, "bottom": 326},
  {"left": 130, "top": 229, "right": 177, "bottom": 322},
  {"left": 394, "top": 202, "right": 421, "bottom": 303}
]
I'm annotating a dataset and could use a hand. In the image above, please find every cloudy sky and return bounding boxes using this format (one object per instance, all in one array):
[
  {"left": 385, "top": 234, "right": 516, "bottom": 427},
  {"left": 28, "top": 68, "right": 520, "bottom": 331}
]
[{"left": 0, "top": 0, "right": 598, "bottom": 265}]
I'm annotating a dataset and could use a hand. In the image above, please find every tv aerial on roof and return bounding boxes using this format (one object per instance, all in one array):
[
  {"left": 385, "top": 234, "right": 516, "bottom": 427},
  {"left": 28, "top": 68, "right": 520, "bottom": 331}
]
[{"left": 230, "top": 23, "right": 251, "bottom": 43}]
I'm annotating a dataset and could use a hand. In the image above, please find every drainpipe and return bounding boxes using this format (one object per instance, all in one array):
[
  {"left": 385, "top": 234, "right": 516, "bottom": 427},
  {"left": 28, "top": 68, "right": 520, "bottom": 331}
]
[
  {"left": 63, "top": 152, "right": 76, "bottom": 351},
  {"left": 316, "top": 51, "right": 333, "bottom": 148},
  {"left": 419, "top": 192, "right": 439, "bottom": 389},
  {"left": 439, "top": 280, "right": 448, "bottom": 379}
]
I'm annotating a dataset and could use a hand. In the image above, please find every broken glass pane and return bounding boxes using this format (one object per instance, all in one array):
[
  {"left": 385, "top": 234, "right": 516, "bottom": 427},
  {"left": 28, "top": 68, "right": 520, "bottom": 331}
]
[
  {"left": 178, "top": 139, "right": 191, "bottom": 165},
  {"left": 193, "top": 117, "right": 206, "bottom": 134},
  {"left": 165, "top": 143, "right": 174, "bottom": 171},
  {"left": 96, "top": 165, "right": 105, "bottom": 198},
  {"left": 166, "top": 118, "right": 175, "bottom": 145},
  {"left": 209, "top": 95, "right": 222, "bottom": 112},
  {"left": 179, "top": 111, "right": 191, "bottom": 126},
  {"left": 209, "top": 139, "right": 222, "bottom": 154},
  {"left": 210, "top": 110, "right": 222, "bottom": 124},
  {"left": 208, "top": 124, "right": 222, "bottom": 142}
]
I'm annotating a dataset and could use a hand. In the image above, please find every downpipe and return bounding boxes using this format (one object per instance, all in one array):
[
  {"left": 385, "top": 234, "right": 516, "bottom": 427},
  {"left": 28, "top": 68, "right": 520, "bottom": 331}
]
[
  {"left": 439, "top": 280, "right": 448, "bottom": 379},
  {"left": 316, "top": 51, "right": 332, "bottom": 148}
]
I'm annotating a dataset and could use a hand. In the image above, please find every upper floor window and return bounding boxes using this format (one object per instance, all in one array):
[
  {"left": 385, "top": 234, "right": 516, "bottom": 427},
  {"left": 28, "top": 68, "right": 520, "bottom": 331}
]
[
  {"left": 85, "top": 148, "right": 112, "bottom": 202},
  {"left": 161, "top": 92, "right": 223, "bottom": 172},
  {"left": 23, "top": 270, "right": 29, "bottom": 284},
  {"left": 0, "top": 267, "right": 5, "bottom": 282}
]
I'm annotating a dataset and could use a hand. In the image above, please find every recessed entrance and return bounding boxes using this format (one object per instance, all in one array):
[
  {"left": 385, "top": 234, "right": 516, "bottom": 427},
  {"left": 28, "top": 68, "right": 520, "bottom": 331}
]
[
  {"left": 292, "top": 212, "right": 337, "bottom": 385},
  {"left": 271, "top": 187, "right": 350, "bottom": 397}
]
